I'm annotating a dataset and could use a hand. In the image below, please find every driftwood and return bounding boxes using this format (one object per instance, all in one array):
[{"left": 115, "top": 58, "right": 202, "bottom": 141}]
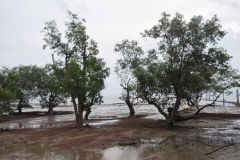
[
  {"left": 0, "top": 128, "right": 9, "bottom": 131},
  {"left": 233, "top": 127, "right": 240, "bottom": 130},
  {"left": 205, "top": 143, "right": 235, "bottom": 155},
  {"left": 119, "top": 141, "right": 138, "bottom": 145}
]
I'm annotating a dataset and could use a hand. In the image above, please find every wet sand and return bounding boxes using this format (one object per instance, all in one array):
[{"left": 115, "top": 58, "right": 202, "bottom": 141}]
[{"left": 1, "top": 111, "right": 240, "bottom": 160}]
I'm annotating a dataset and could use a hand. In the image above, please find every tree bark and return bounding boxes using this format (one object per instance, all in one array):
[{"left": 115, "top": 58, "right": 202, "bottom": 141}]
[
  {"left": 77, "top": 98, "right": 84, "bottom": 128},
  {"left": 84, "top": 107, "right": 91, "bottom": 120},
  {"left": 171, "top": 96, "right": 181, "bottom": 119},
  {"left": 47, "top": 105, "right": 54, "bottom": 114},
  {"left": 72, "top": 97, "right": 83, "bottom": 128},
  {"left": 17, "top": 106, "right": 22, "bottom": 113},
  {"left": 125, "top": 99, "right": 135, "bottom": 117},
  {"left": 166, "top": 96, "right": 181, "bottom": 128},
  {"left": 47, "top": 97, "right": 54, "bottom": 114},
  {"left": 17, "top": 99, "right": 22, "bottom": 113},
  {"left": 196, "top": 104, "right": 214, "bottom": 114}
]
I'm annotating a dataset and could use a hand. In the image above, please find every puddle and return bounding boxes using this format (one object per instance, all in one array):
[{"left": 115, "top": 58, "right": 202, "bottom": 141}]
[
  {"left": 2, "top": 105, "right": 240, "bottom": 159},
  {"left": 1, "top": 130, "right": 240, "bottom": 160},
  {"left": 7, "top": 123, "right": 58, "bottom": 129},
  {"left": 1, "top": 104, "right": 162, "bottom": 129},
  {"left": 202, "top": 127, "right": 240, "bottom": 146},
  {"left": 139, "top": 138, "right": 164, "bottom": 143},
  {"left": 0, "top": 118, "right": 118, "bottom": 129},
  {"left": 101, "top": 144, "right": 203, "bottom": 160},
  {"left": 89, "top": 120, "right": 119, "bottom": 126}
]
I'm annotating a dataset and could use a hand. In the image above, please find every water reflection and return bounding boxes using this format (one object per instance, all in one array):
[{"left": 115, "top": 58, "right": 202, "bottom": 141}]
[
  {"left": 1, "top": 129, "right": 240, "bottom": 160},
  {"left": 89, "top": 120, "right": 119, "bottom": 126},
  {"left": 2, "top": 105, "right": 239, "bottom": 130},
  {"left": 0, "top": 140, "right": 102, "bottom": 160},
  {"left": 0, "top": 105, "right": 160, "bottom": 129},
  {"left": 7, "top": 122, "right": 58, "bottom": 129},
  {"left": 102, "top": 132, "right": 240, "bottom": 160},
  {"left": 1, "top": 105, "right": 240, "bottom": 159},
  {"left": 1, "top": 119, "right": 119, "bottom": 129},
  {"left": 103, "top": 146, "right": 144, "bottom": 160}
]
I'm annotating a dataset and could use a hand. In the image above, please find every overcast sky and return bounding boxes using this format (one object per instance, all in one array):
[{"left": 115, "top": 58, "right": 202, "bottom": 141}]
[{"left": 1, "top": 0, "right": 240, "bottom": 103}]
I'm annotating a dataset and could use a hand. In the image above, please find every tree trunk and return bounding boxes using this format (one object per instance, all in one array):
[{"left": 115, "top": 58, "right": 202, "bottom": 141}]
[
  {"left": 84, "top": 107, "right": 91, "bottom": 120},
  {"left": 73, "top": 102, "right": 79, "bottom": 125},
  {"left": 167, "top": 96, "right": 181, "bottom": 127},
  {"left": 47, "top": 105, "right": 54, "bottom": 114},
  {"left": 73, "top": 106, "right": 83, "bottom": 129},
  {"left": 18, "top": 106, "right": 22, "bottom": 113},
  {"left": 47, "top": 96, "right": 54, "bottom": 114},
  {"left": 77, "top": 98, "right": 84, "bottom": 128},
  {"left": 72, "top": 97, "right": 83, "bottom": 129},
  {"left": 77, "top": 111, "right": 83, "bottom": 129},
  {"left": 17, "top": 99, "right": 22, "bottom": 113},
  {"left": 166, "top": 118, "right": 174, "bottom": 128},
  {"left": 171, "top": 96, "right": 181, "bottom": 119},
  {"left": 125, "top": 99, "right": 135, "bottom": 117}
]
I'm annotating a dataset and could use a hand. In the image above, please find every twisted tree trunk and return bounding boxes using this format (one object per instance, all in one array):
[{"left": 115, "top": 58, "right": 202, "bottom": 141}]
[
  {"left": 84, "top": 107, "right": 91, "bottom": 120},
  {"left": 47, "top": 105, "right": 54, "bottom": 114},
  {"left": 125, "top": 99, "right": 135, "bottom": 117},
  {"left": 72, "top": 97, "right": 84, "bottom": 129},
  {"left": 47, "top": 97, "right": 54, "bottom": 114}
]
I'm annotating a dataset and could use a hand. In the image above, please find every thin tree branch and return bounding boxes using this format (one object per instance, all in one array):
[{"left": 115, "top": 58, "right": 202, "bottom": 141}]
[{"left": 205, "top": 143, "right": 234, "bottom": 155}]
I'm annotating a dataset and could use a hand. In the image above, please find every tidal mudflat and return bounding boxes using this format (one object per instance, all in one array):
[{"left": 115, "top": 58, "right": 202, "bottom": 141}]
[{"left": 1, "top": 104, "right": 240, "bottom": 160}]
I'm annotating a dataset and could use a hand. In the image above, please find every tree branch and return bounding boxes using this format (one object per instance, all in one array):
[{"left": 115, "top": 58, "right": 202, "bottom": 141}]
[
  {"left": 205, "top": 143, "right": 234, "bottom": 155},
  {"left": 196, "top": 89, "right": 225, "bottom": 114}
]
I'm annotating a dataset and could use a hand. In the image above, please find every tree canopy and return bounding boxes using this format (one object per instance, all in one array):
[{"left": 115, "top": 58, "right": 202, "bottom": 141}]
[
  {"left": 114, "top": 40, "right": 144, "bottom": 117},
  {"left": 42, "top": 11, "right": 110, "bottom": 128},
  {"left": 116, "top": 12, "right": 240, "bottom": 121},
  {"left": 36, "top": 64, "right": 68, "bottom": 114},
  {"left": 0, "top": 67, "right": 16, "bottom": 118},
  {"left": 11, "top": 65, "right": 41, "bottom": 113}
]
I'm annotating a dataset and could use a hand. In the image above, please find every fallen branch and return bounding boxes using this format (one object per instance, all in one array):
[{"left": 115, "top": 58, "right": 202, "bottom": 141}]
[
  {"left": 233, "top": 127, "right": 240, "bottom": 130},
  {"left": 205, "top": 143, "right": 235, "bottom": 155},
  {"left": 0, "top": 128, "right": 9, "bottom": 131}
]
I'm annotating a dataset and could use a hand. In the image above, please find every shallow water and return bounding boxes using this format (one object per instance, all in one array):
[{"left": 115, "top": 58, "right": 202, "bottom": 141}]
[
  {"left": 1, "top": 128, "right": 240, "bottom": 160},
  {"left": 1, "top": 104, "right": 240, "bottom": 130},
  {"left": 1, "top": 105, "right": 240, "bottom": 160},
  {"left": 0, "top": 104, "right": 162, "bottom": 129}
]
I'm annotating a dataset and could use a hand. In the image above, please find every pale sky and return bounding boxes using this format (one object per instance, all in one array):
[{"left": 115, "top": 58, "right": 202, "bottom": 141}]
[{"left": 1, "top": 0, "right": 240, "bottom": 103}]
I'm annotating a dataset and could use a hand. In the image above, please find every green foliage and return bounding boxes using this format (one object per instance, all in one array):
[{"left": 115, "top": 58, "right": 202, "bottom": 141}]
[
  {"left": 0, "top": 67, "right": 16, "bottom": 116},
  {"left": 42, "top": 11, "right": 110, "bottom": 124},
  {"left": 35, "top": 64, "right": 68, "bottom": 112},
  {"left": 118, "top": 12, "right": 240, "bottom": 119},
  {"left": 0, "top": 87, "right": 14, "bottom": 115},
  {"left": 12, "top": 65, "right": 41, "bottom": 112},
  {"left": 114, "top": 40, "right": 144, "bottom": 104}
]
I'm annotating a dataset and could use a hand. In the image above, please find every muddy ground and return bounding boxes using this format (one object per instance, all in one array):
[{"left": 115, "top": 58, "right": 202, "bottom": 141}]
[{"left": 1, "top": 112, "right": 240, "bottom": 160}]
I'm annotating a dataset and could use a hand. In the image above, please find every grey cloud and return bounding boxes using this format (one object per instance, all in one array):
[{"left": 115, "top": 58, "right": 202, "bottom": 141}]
[
  {"left": 1, "top": 0, "right": 240, "bottom": 103},
  {"left": 211, "top": 0, "right": 240, "bottom": 9},
  {"left": 218, "top": 29, "right": 240, "bottom": 68},
  {"left": 56, "top": 0, "right": 70, "bottom": 12},
  {"left": 228, "top": 2, "right": 240, "bottom": 9}
]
